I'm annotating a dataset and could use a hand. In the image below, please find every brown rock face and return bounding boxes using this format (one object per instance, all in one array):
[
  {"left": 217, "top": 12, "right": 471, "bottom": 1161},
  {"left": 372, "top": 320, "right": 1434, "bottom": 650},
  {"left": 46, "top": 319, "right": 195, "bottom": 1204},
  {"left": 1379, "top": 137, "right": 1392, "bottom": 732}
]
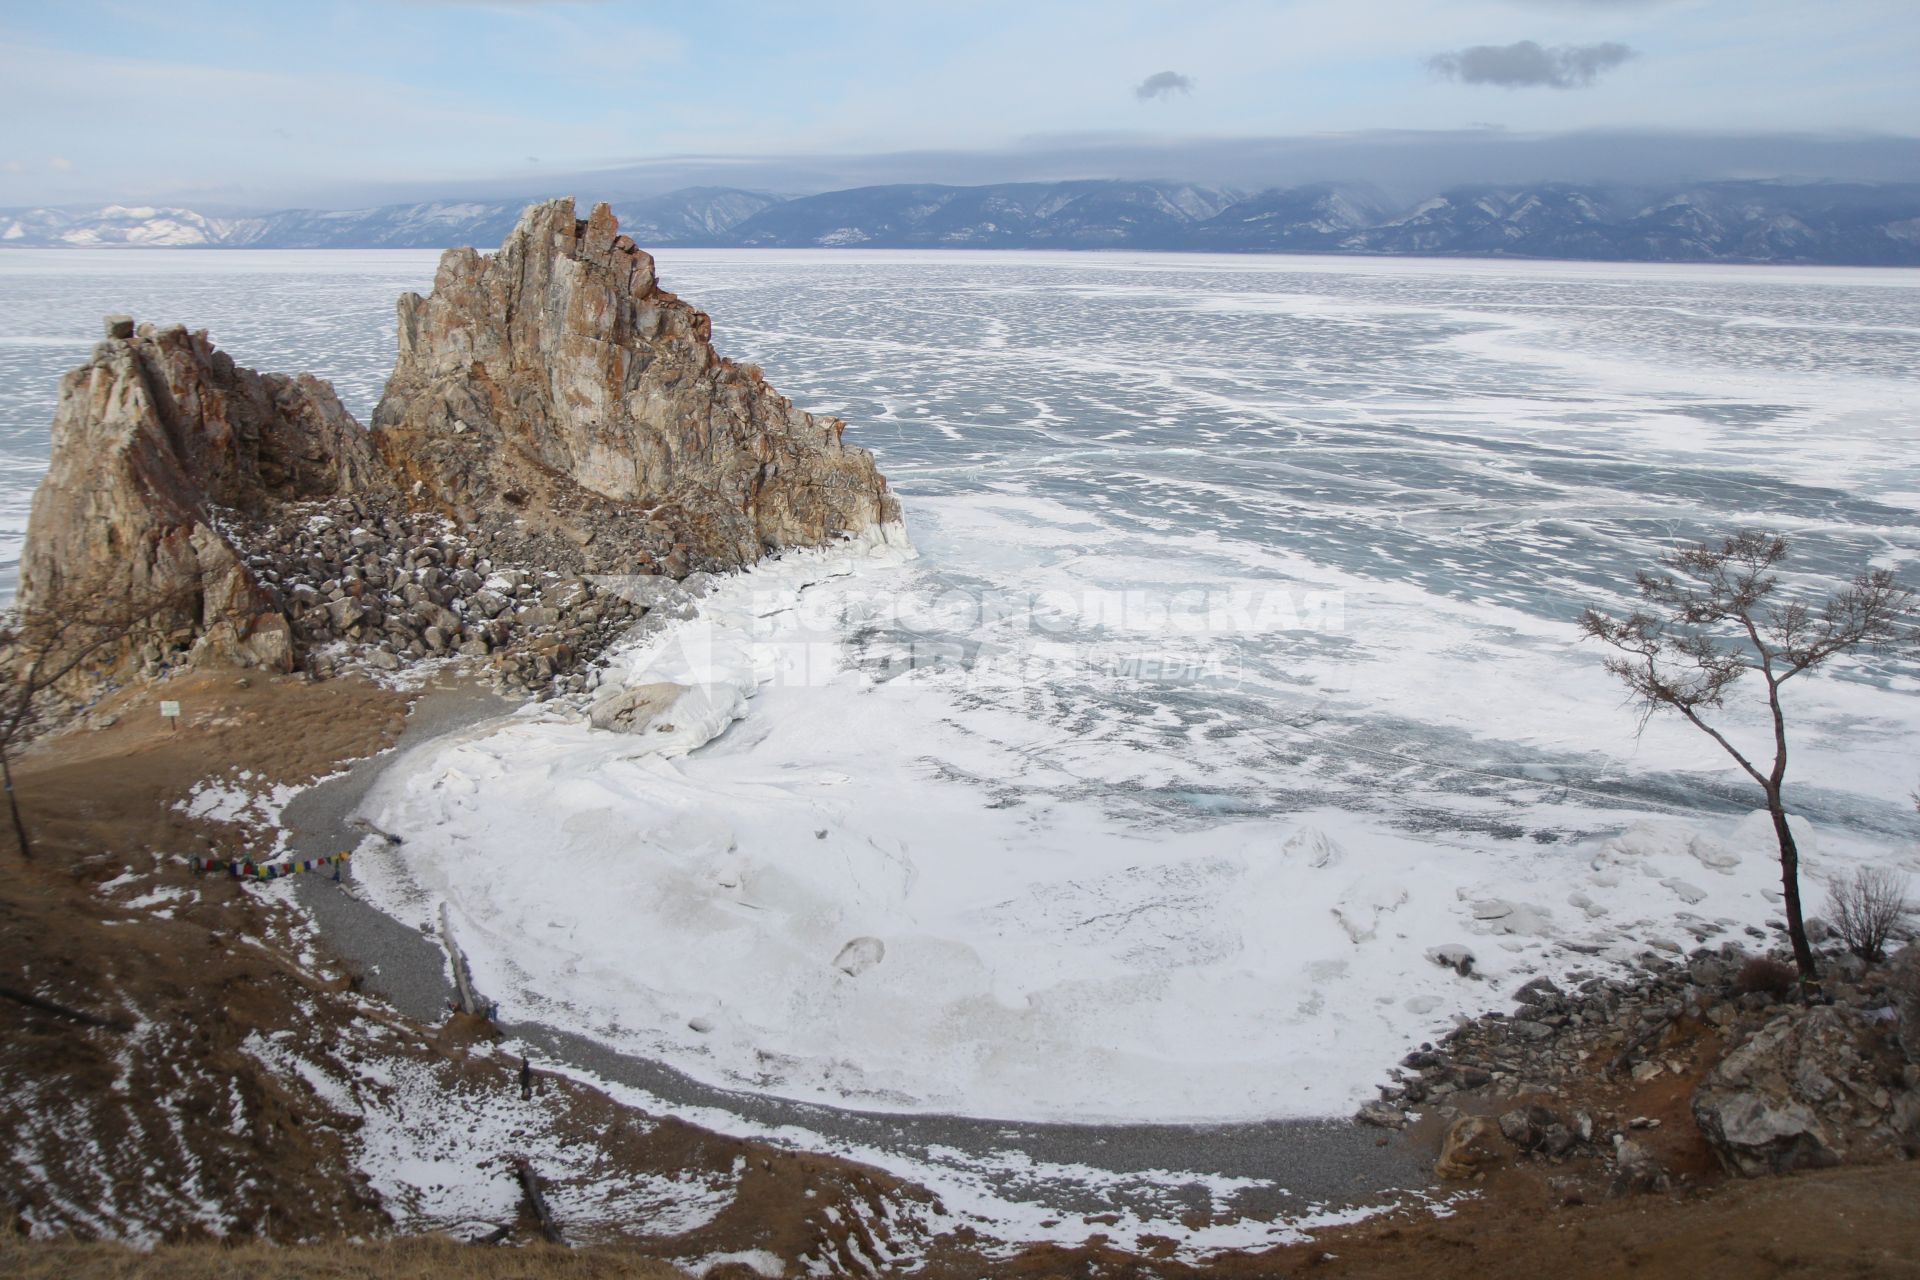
[
  {"left": 19, "top": 321, "right": 385, "bottom": 672},
  {"left": 1692, "top": 1004, "right": 1920, "bottom": 1176},
  {"left": 372, "top": 197, "right": 901, "bottom": 569}
]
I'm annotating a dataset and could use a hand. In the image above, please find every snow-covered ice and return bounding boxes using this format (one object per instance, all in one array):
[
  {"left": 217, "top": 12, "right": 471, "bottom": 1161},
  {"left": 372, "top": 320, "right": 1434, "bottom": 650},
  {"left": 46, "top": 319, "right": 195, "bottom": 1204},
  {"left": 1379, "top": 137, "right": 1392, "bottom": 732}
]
[{"left": 353, "top": 524, "right": 1916, "bottom": 1122}]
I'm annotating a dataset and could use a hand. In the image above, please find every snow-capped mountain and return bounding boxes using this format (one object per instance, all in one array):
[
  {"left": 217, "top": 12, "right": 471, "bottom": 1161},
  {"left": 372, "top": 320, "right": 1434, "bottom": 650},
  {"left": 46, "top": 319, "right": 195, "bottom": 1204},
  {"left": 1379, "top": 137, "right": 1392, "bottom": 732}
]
[
  {"left": 0, "top": 204, "right": 242, "bottom": 246},
  {"left": 725, "top": 181, "right": 1247, "bottom": 248},
  {"left": 1189, "top": 183, "right": 1397, "bottom": 251},
  {"left": 1348, "top": 181, "right": 1920, "bottom": 264},
  {"left": 0, "top": 188, "right": 785, "bottom": 251},
  {"left": 4, "top": 180, "right": 1917, "bottom": 264}
]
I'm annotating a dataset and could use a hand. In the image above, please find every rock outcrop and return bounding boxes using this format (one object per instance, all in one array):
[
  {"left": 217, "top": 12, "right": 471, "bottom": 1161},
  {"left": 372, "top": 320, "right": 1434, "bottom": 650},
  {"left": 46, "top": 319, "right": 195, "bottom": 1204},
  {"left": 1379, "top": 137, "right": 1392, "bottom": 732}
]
[
  {"left": 1692, "top": 1004, "right": 1920, "bottom": 1175},
  {"left": 19, "top": 197, "right": 903, "bottom": 692},
  {"left": 19, "top": 320, "right": 386, "bottom": 672},
  {"left": 372, "top": 198, "right": 900, "bottom": 573}
]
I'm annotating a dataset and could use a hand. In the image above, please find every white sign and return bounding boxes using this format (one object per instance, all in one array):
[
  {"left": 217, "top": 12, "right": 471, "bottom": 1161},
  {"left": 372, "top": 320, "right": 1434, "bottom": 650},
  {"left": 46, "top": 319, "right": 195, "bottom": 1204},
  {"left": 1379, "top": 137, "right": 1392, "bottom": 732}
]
[{"left": 159, "top": 701, "right": 180, "bottom": 718}]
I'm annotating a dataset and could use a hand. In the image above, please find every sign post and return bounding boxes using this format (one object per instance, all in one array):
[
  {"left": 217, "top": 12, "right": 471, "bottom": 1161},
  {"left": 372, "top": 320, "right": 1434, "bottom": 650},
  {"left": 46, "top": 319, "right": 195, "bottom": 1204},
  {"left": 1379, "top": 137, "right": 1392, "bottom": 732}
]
[{"left": 159, "top": 700, "right": 180, "bottom": 733}]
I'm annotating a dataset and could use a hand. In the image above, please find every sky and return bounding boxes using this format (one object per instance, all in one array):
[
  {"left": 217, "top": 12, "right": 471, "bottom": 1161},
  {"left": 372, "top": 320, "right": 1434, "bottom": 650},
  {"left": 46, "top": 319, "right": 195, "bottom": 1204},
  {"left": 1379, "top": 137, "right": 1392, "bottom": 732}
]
[{"left": 1, "top": 0, "right": 1916, "bottom": 208}]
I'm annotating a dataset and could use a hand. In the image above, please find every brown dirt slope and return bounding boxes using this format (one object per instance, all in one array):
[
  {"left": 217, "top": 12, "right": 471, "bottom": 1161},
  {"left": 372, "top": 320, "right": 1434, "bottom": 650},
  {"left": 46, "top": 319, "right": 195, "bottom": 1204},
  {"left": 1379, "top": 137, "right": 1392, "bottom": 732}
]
[
  {"left": 0, "top": 1234, "right": 685, "bottom": 1278},
  {"left": 0, "top": 672, "right": 941, "bottom": 1272},
  {"left": 1, "top": 672, "right": 410, "bottom": 1240},
  {"left": 989, "top": 1162, "right": 1920, "bottom": 1280},
  {"left": 5, "top": 669, "right": 1918, "bottom": 1278}
]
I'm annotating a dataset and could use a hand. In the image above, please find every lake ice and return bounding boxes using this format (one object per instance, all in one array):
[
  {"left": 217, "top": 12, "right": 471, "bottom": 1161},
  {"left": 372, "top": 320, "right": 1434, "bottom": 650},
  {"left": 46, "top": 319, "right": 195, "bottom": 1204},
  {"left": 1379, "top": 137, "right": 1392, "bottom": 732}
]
[{"left": 5, "top": 248, "right": 1918, "bottom": 1125}]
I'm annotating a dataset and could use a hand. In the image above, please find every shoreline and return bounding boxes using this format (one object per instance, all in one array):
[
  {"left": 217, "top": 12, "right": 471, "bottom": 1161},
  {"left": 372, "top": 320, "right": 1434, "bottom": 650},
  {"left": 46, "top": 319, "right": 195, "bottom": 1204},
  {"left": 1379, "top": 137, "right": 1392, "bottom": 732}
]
[{"left": 282, "top": 666, "right": 1429, "bottom": 1241}]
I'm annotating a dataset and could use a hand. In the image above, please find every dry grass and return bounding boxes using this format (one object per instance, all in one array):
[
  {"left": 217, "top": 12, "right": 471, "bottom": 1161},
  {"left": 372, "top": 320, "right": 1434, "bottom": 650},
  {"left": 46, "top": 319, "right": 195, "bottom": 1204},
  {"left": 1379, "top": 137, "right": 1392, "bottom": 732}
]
[{"left": 0, "top": 1235, "right": 689, "bottom": 1279}]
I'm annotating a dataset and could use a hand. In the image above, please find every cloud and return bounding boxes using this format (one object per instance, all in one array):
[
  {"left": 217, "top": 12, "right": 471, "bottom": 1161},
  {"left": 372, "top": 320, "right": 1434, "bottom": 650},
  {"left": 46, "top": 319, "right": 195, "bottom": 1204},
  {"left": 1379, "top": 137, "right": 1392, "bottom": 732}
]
[
  {"left": 375, "top": 129, "right": 1920, "bottom": 215},
  {"left": 1134, "top": 71, "right": 1194, "bottom": 101},
  {"left": 1428, "top": 40, "right": 1635, "bottom": 89},
  {"left": 0, "top": 37, "right": 626, "bottom": 207}
]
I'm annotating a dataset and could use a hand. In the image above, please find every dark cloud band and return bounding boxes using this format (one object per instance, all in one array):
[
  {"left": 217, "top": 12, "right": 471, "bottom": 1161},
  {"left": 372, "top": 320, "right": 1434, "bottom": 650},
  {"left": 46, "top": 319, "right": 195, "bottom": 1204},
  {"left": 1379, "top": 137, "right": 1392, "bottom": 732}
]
[
  {"left": 1429, "top": 40, "right": 1636, "bottom": 89},
  {"left": 1134, "top": 71, "right": 1195, "bottom": 101}
]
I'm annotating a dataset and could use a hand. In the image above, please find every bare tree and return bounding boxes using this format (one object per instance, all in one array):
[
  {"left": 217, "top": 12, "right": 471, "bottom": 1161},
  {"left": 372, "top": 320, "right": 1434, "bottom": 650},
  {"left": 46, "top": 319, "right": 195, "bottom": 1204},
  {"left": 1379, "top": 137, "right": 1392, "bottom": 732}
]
[
  {"left": 1826, "top": 866, "right": 1913, "bottom": 964},
  {"left": 0, "top": 568, "right": 194, "bottom": 858},
  {"left": 1580, "top": 531, "right": 1914, "bottom": 982}
]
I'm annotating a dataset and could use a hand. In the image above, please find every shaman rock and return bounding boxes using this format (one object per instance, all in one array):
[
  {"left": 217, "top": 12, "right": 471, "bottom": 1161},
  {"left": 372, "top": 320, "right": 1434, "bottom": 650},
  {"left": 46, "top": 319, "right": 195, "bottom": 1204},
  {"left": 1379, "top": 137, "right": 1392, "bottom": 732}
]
[{"left": 372, "top": 197, "right": 901, "bottom": 570}]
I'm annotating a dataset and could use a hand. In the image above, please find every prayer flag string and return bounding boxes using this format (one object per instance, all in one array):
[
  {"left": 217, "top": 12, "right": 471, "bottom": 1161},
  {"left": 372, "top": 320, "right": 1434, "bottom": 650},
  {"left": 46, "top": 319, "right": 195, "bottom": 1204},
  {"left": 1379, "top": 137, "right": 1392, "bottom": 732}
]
[{"left": 189, "top": 850, "right": 353, "bottom": 880}]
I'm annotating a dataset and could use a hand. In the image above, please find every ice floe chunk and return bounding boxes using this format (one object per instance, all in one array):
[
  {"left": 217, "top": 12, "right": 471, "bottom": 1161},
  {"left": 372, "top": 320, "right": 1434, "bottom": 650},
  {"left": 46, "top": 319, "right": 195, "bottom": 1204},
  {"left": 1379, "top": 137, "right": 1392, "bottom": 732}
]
[
  {"left": 1281, "top": 825, "right": 1343, "bottom": 869},
  {"left": 1332, "top": 876, "right": 1408, "bottom": 944},
  {"left": 833, "top": 936, "right": 886, "bottom": 977},
  {"left": 1426, "top": 944, "right": 1477, "bottom": 976}
]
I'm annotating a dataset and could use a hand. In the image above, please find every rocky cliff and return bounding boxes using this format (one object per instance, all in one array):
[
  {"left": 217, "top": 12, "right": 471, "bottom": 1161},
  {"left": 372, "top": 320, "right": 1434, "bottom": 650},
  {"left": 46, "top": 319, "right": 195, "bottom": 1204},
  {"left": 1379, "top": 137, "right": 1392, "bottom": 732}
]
[
  {"left": 19, "top": 318, "right": 385, "bottom": 672},
  {"left": 18, "top": 198, "right": 903, "bottom": 684},
  {"left": 372, "top": 198, "right": 900, "bottom": 574}
]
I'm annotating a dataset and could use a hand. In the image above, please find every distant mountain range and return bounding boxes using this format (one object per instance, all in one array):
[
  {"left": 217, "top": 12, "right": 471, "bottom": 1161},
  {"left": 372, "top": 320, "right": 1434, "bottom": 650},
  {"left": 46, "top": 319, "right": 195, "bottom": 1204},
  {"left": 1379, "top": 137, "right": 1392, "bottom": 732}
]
[{"left": 6, "top": 179, "right": 1918, "bottom": 265}]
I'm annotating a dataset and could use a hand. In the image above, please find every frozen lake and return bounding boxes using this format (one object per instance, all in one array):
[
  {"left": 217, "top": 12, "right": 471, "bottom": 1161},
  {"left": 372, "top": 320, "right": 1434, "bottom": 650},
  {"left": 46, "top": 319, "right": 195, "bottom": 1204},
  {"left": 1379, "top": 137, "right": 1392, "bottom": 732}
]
[{"left": 6, "top": 248, "right": 1920, "bottom": 1131}]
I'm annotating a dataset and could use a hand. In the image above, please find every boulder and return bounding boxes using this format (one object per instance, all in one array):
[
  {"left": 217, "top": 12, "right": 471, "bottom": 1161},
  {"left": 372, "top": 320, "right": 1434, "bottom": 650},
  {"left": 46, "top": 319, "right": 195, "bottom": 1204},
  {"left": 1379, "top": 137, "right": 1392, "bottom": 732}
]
[
  {"left": 1514, "top": 976, "right": 1562, "bottom": 1005},
  {"left": 1695, "top": 1089, "right": 1833, "bottom": 1176},
  {"left": 1609, "top": 1136, "right": 1669, "bottom": 1197},
  {"left": 1498, "top": 1103, "right": 1562, "bottom": 1150},
  {"left": 238, "top": 613, "right": 295, "bottom": 672},
  {"left": 1692, "top": 1004, "right": 1915, "bottom": 1175},
  {"left": 1356, "top": 1101, "right": 1407, "bottom": 1130},
  {"left": 1435, "top": 1116, "right": 1502, "bottom": 1180},
  {"left": 327, "top": 597, "right": 367, "bottom": 632},
  {"left": 1426, "top": 944, "right": 1477, "bottom": 977},
  {"left": 470, "top": 588, "right": 510, "bottom": 618}
]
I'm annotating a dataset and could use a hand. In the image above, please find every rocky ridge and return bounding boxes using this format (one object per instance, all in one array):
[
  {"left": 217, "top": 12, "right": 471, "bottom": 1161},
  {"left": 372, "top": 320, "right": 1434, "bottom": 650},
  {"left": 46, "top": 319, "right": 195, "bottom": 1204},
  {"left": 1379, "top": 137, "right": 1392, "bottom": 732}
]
[
  {"left": 1362, "top": 932, "right": 1920, "bottom": 1203},
  {"left": 16, "top": 199, "right": 901, "bottom": 696}
]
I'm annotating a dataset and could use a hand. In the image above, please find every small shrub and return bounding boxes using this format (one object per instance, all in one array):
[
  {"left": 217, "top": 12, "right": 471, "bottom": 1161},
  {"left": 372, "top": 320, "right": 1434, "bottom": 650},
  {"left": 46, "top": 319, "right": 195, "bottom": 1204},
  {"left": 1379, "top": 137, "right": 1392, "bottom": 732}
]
[
  {"left": 1825, "top": 865, "right": 1914, "bottom": 963},
  {"left": 1733, "top": 955, "right": 1798, "bottom": 1000}
]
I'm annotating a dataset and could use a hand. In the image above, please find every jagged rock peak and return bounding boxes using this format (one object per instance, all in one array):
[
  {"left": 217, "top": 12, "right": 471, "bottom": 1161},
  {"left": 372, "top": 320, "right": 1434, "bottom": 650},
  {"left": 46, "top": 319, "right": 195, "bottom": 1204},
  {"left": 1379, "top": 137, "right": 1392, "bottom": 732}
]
[
  {"left": 373, "top": 197, "right": 901, "bottom": 572},
  {"left": 19, "top": 317, "right": 387, "bottom": 673}
]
